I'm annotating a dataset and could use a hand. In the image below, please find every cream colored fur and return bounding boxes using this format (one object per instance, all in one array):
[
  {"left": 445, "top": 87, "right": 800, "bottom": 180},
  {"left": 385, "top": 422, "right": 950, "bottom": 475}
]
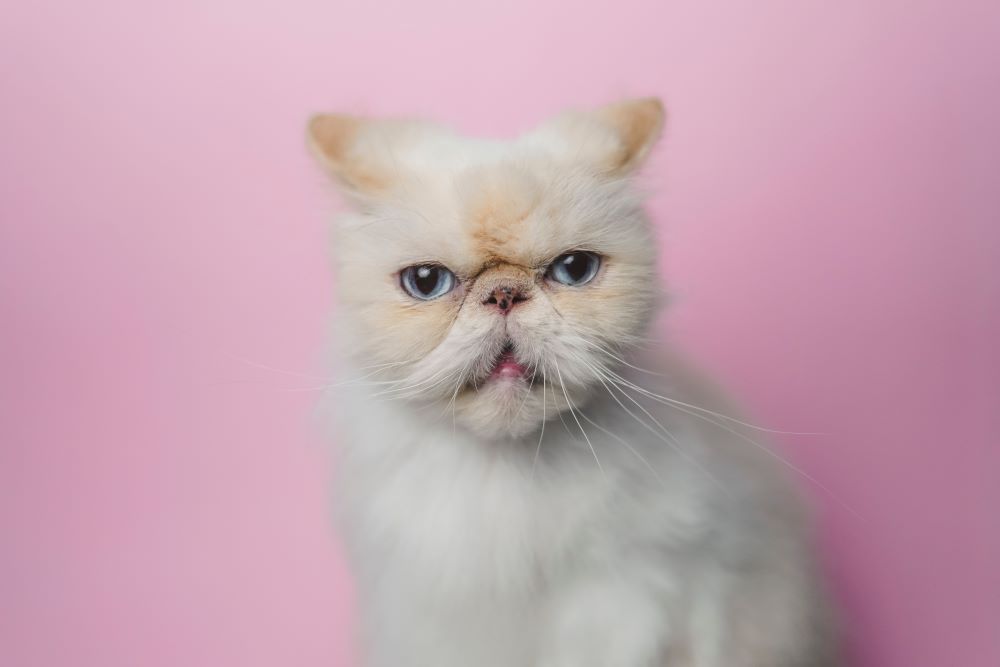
[{"left": 307, "top": 99, "right": 836, "bottom": 667}]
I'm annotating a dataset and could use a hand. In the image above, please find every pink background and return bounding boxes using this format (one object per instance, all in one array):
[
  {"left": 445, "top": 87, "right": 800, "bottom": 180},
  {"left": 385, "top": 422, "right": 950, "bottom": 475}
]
[{"left": 2, "top": 1, "right": 998, "bottom": 665}]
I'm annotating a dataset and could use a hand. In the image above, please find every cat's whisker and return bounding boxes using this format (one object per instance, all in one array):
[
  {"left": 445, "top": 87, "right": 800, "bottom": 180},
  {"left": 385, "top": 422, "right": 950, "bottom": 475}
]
[
  {"left": 347, "top": 359, "right": 413, "bottom": 372},
  {"left": 372, "top": 364, "right": 458, "bottom": 398},
  {"left": 531, "top": 376, "right": 547, "bottom": 480},
  {"left": 564, "top": 354, "right": 729, "bottom": 494},
  {"left": 586, "top": 360, "right": 860, "bottom": 518},
  {"left": 224, "top": 351, "right": 414, "bottom": 382},
  {"left": 600, "top": 365, "right": 828, "bottom": 437},
  {"left": 441, "top": 357, "right": 477, "bottom": 427},
  {"left": 275, "top": 366, "right": 417, "bottom": 393},
  {"left": 576, "top": 339, "right": 826, "bottom": 437},
  {"left": 224, "top": 353, "right": 332, "bottom": 380},
  {"left": 633, "top": 387, "right": 862, "bottom": 519},
  {"left": 276, "top": 384, "right": 352, "bottom": 393},
  {"left": 575, "top": 339, "right": 668, "bottom": 377},
  {"left": 550, "top": 376, "right": 576, "bottom": 440},
  {"left": 554, "top": 359, "right": 605, "bottom": 478},
  {"left": 577, "top": 409, "right": 667, "bottom": 489},
  {"left": 379, "top": 372, "right": 460, "bottom": 401},
  {"left": 510, "top": 364, "right": 539, "bottom": 425},
  {"left": 594, "top": 371, "right": 730, "bottom": 495}
]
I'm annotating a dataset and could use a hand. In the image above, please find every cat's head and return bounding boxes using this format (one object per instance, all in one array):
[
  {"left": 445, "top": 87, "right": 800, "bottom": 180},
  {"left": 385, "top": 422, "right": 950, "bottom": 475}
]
[{"left": 308, "top": 99, "right": 664, "bottom": 439}]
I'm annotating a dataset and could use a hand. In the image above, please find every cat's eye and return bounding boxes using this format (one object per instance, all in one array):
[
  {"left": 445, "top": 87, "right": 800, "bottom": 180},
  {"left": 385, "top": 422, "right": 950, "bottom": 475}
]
[
  {"left": 399, "top": 264, "right": 456, "bottom": 300},
  {"left": 546, "top": 251, "right": 601, "bottom": 286}
]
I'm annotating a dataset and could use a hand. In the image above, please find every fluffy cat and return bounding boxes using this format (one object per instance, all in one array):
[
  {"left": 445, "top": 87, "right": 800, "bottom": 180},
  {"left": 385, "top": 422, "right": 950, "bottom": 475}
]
[{"left": 307, "top": 98, "right": 836, "bottom": 667}]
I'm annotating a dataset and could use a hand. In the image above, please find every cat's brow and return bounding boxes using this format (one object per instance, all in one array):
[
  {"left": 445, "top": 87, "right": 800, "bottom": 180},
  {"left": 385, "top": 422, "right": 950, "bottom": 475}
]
[{"left": 467, "top": 257, "right": 537, "bottom": 281}]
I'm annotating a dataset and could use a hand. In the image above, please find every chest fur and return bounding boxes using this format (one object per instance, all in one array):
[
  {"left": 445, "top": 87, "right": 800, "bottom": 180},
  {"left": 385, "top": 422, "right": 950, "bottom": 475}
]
[{"left": 337, "top": 421, "right": 611, "bottom": 599}]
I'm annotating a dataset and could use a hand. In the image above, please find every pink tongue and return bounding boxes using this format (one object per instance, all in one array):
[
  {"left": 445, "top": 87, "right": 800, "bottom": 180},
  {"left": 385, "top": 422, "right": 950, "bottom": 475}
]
[{"left": 492, "top": 353, "right": 527, "bottom": 379}]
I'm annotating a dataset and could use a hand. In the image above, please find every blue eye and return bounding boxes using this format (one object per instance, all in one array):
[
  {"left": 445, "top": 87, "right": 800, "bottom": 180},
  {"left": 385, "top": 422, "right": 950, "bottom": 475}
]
[
  {"left": 400, "top": 264, "right": 456, "bottom": 300},
  {"left": 547, "top": 251, "right": 601, "bottom": 286}
]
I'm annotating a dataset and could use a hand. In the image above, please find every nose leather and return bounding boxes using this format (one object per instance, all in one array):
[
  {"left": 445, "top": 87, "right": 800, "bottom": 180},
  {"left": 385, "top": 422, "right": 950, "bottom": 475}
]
[{"left": 483, "top": 284, "right": 529, "bottom": 314}]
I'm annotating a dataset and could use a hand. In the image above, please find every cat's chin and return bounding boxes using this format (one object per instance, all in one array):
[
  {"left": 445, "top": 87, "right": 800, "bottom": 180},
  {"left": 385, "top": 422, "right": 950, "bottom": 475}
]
[
  {"left": 453, "top": 372, "right": 595, "bottom": 442},
  {"left": 453, "top": 374, "right": 547, "bottom": 440}
]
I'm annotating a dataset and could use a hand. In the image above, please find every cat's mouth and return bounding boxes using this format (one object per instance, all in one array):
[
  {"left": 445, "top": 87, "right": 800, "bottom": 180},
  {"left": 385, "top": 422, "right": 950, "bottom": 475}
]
[
  {"left": 475, "top": 340, "right": 534, "bottom": 387},
  {"left": 489, "top": 341, "right": 529, "bottom": 380}
]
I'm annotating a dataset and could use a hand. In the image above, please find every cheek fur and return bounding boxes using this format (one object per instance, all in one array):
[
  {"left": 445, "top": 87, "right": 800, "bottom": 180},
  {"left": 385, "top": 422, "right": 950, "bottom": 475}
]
[
  {"left": 355, "top": 292, "right": 462, "bottom": 364},
  {"left": 546, "top": 262, "right": 657, "bottom": 342}
]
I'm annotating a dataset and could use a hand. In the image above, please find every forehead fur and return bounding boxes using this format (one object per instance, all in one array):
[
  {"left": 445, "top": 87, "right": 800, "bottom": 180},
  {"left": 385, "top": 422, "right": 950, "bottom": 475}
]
[
  {"left": 317, "top": 100, "right": 663, "bottom": 303},
  {"left": 337, "top": 159, "right": 649, "bottom": 281},
  {"left": 459, "top": 162, "right": 543, "bottom": 264}
]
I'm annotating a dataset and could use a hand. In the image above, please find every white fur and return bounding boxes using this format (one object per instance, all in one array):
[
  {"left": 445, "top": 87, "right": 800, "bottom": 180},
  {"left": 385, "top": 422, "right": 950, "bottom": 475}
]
[{"left": 310, "top": 100, "right": 836, "bottom": 666}]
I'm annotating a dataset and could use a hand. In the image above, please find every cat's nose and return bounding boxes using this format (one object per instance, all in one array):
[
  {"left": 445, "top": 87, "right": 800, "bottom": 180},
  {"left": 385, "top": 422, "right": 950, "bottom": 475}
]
[{"left": 482, "top": 285, "right": 529, "bottom": 315}]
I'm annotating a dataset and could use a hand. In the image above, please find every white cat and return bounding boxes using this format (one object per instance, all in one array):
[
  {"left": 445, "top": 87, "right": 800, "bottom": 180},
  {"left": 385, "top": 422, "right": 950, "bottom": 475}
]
[{"left": 307, "top": 98, "right": 837, "bottom": 667}]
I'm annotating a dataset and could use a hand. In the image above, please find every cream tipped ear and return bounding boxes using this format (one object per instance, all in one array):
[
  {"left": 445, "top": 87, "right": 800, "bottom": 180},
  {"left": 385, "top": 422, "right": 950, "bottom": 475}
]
[
  {"left": 531, "top": 97, "right": 666, "bottom": 175},
  {"left": 595, "top": 97, "right": 665, "bottom": 172},
  {"left": 306, "top": 113, "right": 387, "bottom": 195},
  {"left": 307, "top": 113, "right": 360, "bottom": 168}
]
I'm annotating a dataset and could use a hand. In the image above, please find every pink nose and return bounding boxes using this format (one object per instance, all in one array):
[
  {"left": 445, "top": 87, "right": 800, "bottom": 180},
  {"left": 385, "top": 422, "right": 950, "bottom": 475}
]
[{"left": 483, "top": 285, "right": 529, "bottom": 314}]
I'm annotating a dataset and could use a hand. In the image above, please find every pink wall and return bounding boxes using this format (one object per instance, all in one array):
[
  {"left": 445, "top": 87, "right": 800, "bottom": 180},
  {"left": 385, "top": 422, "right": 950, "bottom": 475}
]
[{"left": 2, "top": 1, "right": 998, "bottom": 665}]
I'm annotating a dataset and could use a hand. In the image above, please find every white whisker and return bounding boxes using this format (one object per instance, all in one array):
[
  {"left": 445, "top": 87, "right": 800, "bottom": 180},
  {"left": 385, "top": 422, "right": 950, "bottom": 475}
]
[
  {"left": 554, "top": 359, "right": 605, "bottom": 478},
  {"left": 224, "top": 352, "right": 330, "bottom": 380},
  {"left": 577, "top": 410, "right": 666, "bottom": 489},
  {"left": 511, "top": 368, "right": 538, "bottom": 424},
  {"left": 610, "top": 369, "right": 826, "bottom": 437},
  {"left": 531, "top": 377, "right": 547, "bottom": 480},
  {"left": 584, "top": 355, "right": 858, "bottom": 518},
  {"left": 372, "top": 365, "right": 458, "bottom": 399},
  {"left": 625, "top": 386, "right": 863, "bottom": 520},
  {"left": 588, "top": 367, "right": 728, "bottom": 494},
  {"left": 584, "top": 342, "right": 825, "bottom": 437}
]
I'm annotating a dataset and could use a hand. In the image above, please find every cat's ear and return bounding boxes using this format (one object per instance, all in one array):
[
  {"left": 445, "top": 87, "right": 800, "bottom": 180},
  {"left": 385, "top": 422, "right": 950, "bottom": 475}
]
[
  {"left": 594, "top": 98, "right": 665, "bottom": 172},
  {"left": 306, "top": 113, "right": 382, "bottom": 192},
  {"left": 307, "top": 114, "right": 431, "bottom": 200},
  {"left": 533, "top": 98, "right": 666, "bottom": 175}
]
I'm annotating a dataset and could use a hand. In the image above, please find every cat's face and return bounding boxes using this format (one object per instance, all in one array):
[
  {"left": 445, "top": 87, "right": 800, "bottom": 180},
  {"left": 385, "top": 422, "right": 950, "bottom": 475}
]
[{"left": 309, "top": 99, "right": 664, "bottom": 439}]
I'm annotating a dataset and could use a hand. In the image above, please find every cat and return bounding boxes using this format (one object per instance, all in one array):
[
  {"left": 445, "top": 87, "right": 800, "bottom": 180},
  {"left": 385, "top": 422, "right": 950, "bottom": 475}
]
[{"left": 306, "top": 98, "right": 837, "bottom": 667}]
